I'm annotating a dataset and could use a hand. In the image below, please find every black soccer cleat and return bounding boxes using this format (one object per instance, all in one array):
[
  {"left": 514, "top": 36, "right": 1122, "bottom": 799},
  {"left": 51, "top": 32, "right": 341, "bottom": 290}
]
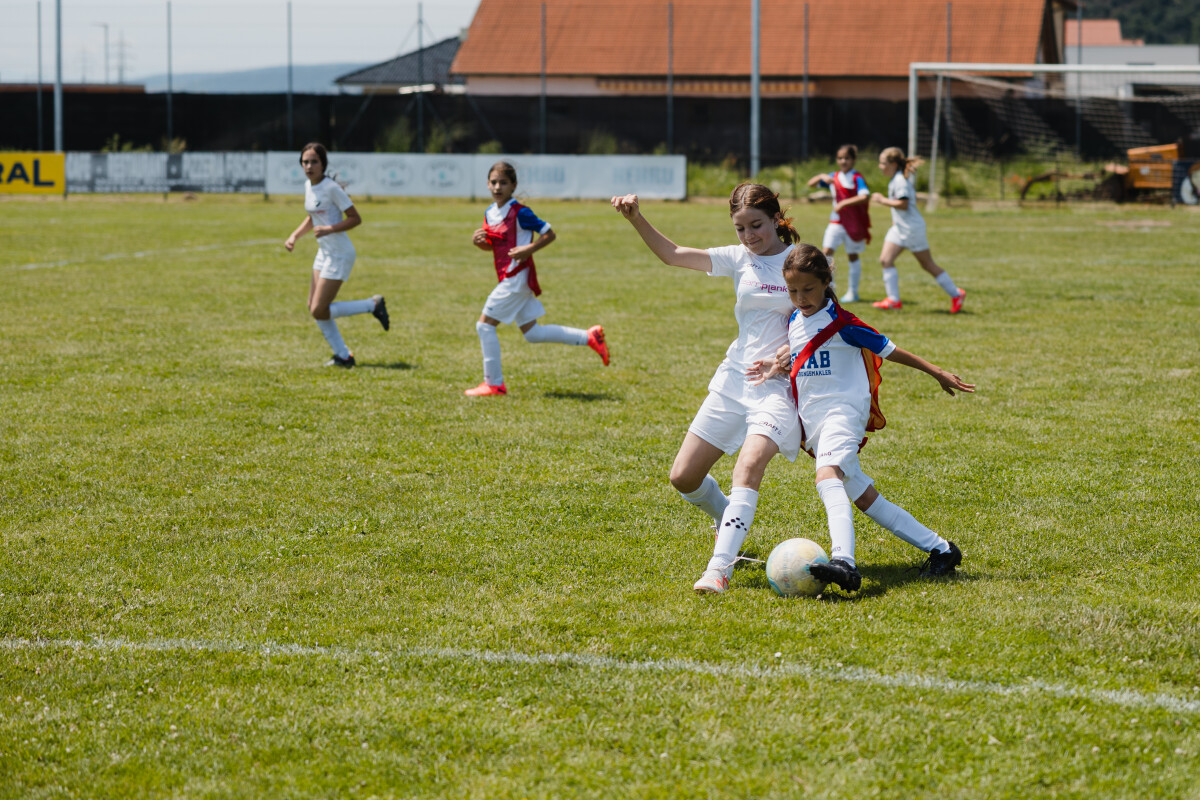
[
  {"left": 809, "top": 558, "right": 862, "bottom": 592},
  {"left": 325, "top": 353, "right": 356, "bottom": 368},
  {"left": 919, "top": 541, "right": 962, "bottom": 577},
  {"left": 372, "top": 295, "right": 390, "bottom": 331}
]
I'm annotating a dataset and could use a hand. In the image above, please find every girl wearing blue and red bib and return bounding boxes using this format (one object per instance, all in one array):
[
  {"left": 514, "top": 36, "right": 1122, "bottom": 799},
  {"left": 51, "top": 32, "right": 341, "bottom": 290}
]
[
  {"left": 750, "top": 243, "right": 974, "bottom": 593},
  {"left": 613, "top": 184, "right": 804, "bottom": 595},
  {"left": 807, "top": 144, "right": 871, "bottom": 303},
  {"left": 465, "top": 161, "right": 609, "bottom": 396}
]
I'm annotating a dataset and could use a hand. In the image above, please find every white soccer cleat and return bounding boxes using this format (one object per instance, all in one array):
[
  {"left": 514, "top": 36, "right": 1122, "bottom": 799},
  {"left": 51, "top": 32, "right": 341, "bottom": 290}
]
[
  {"left": 840, "top": 291, "right": 859, "bottom": 303},
  {"left": 693, "top": 567, "right": 731, "bottom": 595}
]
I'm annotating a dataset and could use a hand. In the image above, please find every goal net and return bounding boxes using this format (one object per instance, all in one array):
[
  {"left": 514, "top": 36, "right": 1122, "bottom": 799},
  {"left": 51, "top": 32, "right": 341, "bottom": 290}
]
[{"left": 907, "top": 62, "right": 1200, "bottom": 202}]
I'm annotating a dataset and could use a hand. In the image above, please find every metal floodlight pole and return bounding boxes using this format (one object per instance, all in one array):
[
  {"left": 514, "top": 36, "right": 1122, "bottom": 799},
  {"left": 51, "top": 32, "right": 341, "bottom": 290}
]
[
  {"left": 417, "top": 2, "right": 424, "bottom": 152},
  {"left": 666, "top": 1, "right": 673, "bottom": 152},
  {"left": 1075, "top": 4, "right": 1082, "bottom": 158},
  {"left": 802, "top": 1, "right": 809, "bottom": 160},
  {"left": 37, "top": 1, "right": 44, "bottom": 150},
  {"left": 287, "top": 1, "right": 294, "bottom": 150},
  {"left": 750, "top": 0, "right": 760, "bottom": 176},
  {"left": 166, "top": 1, "right": 173, "bottom": 145},
  {"left": 54, "top": 0, "right": 62, "bottom": 151},
  {"left": 539, "top": 2, "right": 547, "bottom": 154}
]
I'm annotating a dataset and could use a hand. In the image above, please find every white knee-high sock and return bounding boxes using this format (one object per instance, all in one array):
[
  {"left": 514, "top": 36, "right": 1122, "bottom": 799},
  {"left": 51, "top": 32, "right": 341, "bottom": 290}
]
[
  {"left": 847, "top": 257, "right": 862, "bottom": 294},
  {"left": 680, "top": 474, "right": 728, "bottom": 524},
  {"left": 523, "top": 323, "right": 587, "bottom": 345},
  {"left": 315, "top": 318, "right": 350, "bottom": 359},
  {"left": 708, "top": 486, "right": 758, "bottom": 572},
  {"left": 330, "top": 298, "right": 375, "bottom": 318},
  {"left": 882, "top": 267, "right": 901, "bottom": 301},
  {"left": 935, "top": 272, "right": 960, "bottom": 297},
  {"left": 817, "top": 478, "right": 855, "bottom": 566},
  {"left": 861, "top": 494, "right": 949, "bottom": 553},
  {"left": 475, "top": 321, "right": 503, "bottom": 385}
]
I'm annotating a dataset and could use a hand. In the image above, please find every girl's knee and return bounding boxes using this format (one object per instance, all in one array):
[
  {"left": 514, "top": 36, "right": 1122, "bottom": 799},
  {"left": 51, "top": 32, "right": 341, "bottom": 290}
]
[
  {"left": 310, "top": 306, "right": 330, "bottom": 320},
  {"left": 669, "top": 465, "right": 700, "bottom": 494}
]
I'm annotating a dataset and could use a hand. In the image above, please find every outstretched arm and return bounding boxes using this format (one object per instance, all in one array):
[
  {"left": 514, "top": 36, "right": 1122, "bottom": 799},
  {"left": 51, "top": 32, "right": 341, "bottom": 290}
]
[
  {"left": 611, "top": 194, "right": 712, "bottom": 272},
  {"left": 885, "top": 347, "right": 975, "bottom": 396},
  {"left": 807, "top": 173, "right": 832, "bottom": 188}
]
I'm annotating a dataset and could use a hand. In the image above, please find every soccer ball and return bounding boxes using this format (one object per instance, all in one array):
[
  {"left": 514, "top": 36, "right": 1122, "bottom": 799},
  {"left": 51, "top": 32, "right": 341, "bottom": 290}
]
[{"left": 765, "top": 538, "right": 830, "bottom": 597}]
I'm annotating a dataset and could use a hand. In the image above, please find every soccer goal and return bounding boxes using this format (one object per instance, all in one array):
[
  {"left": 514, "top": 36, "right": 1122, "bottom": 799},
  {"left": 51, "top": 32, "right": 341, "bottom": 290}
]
[{"left": 907, "top": 62, "right": 1200, "bottom": 205}]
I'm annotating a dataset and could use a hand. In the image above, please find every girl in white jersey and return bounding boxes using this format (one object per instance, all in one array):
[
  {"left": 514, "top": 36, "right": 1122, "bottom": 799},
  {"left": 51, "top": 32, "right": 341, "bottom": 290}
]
[
  {"left": 749, "top": 243, "right": 974, "bottom": 593},
  {"left": 284, "top": 142, "right": 388, "bottom": 367},
  {"left": 612, "top": 184, "right": 803, "bottom": 595},
  {"left": 465, "top": 161, "right": 609, "bottom": 397},
  {"left": 869, "top": 146, "right": 967, "bottom": 314}
]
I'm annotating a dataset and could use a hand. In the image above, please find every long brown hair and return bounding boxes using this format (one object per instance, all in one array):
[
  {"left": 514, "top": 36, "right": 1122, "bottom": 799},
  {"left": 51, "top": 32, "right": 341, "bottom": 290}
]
[
  {"left": 728, "top": 183, "right": 799, "bottom": 244},
  {"left": 782, "top": 243, "right": 838, "bottom": 305},
  {"left": 488, "top": 160, "right": 518, "bottom": 185},
  {"left": 299, "top": 142, "right": 328, "bottom": 171},
  {"left": 880, "top": 146, "right": 923, "bottom": 178}
]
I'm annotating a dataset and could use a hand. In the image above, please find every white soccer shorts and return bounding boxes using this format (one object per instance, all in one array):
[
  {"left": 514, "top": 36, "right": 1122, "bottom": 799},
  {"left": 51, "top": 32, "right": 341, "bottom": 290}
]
[
  {"left": 884, "top": 224, "right": 930, "bottom": 254},
  {"left": 822, "top": 223, "right": 867, "bottom": 256},
  {"left": 689, "top": 380, "right": 802, "bottom": 462},
  {"left": 481, "top": 271, "right": 545, "bottom": 326}
]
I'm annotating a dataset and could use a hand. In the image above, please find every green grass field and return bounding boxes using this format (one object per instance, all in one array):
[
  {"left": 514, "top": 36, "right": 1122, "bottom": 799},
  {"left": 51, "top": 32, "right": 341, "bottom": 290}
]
[{"left": 2, "top": 192, "right": 1199, "bottom": 798}]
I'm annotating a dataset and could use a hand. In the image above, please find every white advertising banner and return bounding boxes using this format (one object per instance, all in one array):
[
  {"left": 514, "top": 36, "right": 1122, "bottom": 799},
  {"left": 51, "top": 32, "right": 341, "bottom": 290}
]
[
  {"left": 265, "top": 153, "right": 686, "bottom": 200},
  {"left": 66, "top": 152, "right": 267, "bottom": 193}
]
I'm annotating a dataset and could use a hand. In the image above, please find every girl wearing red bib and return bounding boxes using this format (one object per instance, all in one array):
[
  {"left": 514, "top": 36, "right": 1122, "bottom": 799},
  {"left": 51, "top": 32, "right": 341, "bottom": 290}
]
[
  {"left": 466, "top": 161, "right": 609, "bottom": 396},
  {"left": 807, "top": 144, "right": 871, "bottom": 303},
  {"left": 750, "top": 243, "right": 974, "bottom": 593}
]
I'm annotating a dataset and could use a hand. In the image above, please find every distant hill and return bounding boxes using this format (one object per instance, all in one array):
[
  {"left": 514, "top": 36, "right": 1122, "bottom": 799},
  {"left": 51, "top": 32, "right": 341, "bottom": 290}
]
[
  {"left": 1083, "top": 0, "right": 1200, "bottom": 46},
  {"left": 139, "top": 62, "right": 370, "bottom": 94}
]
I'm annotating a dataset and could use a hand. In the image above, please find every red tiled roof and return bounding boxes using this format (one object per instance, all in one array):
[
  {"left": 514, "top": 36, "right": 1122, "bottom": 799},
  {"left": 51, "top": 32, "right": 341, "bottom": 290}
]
[
  {"left": 1064, "top": 19, "right": 1143, "bottom": 47},
  {"left": 453, "top": 0, "right": 1060, "bottom": 79}
]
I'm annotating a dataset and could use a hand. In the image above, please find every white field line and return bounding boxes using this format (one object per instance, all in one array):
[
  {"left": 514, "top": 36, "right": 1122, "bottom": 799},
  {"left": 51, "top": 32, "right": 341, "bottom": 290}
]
[
  {"left": 10, "top": 239, "right": 279, "bottom": 271},
  {"left": 3, "top": 635, "right": 1198, "bottom": 716}
]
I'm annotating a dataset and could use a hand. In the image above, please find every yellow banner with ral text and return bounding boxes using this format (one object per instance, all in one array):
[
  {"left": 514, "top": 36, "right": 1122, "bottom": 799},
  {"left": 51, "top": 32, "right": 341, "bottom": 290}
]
[{"left": 0, "top": 152, "right": 65, "bottom": 195}]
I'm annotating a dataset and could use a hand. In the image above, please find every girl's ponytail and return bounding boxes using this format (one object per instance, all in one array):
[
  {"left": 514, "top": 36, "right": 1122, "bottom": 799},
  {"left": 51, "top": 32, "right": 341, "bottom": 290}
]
[{"left": 880, "top": 146, "right": 924, "bottom": 179}]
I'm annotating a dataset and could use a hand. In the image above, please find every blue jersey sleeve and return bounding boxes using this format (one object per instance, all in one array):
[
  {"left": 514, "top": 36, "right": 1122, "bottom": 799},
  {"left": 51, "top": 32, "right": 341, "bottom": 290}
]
[
  {"left": 854, "top": 175, "right": 869, "bottom": 194},
  {"left": 516, "top": 205, "right": 550, "bottom": 233},
  {"left": 839, "top": 323, "right": 892, "bottom": 355}
]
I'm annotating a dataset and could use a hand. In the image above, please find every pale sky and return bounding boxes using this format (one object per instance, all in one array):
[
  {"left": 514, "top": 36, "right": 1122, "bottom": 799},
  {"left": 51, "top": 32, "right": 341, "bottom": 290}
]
[{"left": 0, "top": 1, "right": 483, "bottom": 84}]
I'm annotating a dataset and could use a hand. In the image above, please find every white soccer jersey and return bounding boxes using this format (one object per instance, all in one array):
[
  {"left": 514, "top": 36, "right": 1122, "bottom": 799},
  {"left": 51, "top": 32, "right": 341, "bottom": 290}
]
[
  {"left": 788, "top": 299, "right": 896, "bottom": 439},
  {"left": 305, "top": 177, "right": 356, "bottom": 257},
  {"left": 705, "top": 243, "right": 794, "bottom": 399},
  {"left": 886, "top": 171, "right": 926, "bottom": 241}
]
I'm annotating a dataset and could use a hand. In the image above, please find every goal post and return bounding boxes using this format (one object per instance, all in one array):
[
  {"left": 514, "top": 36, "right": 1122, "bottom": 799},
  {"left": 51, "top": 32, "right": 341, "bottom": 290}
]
[{"left": 907, "top": 62, "right": 1200, "bottom": 206}]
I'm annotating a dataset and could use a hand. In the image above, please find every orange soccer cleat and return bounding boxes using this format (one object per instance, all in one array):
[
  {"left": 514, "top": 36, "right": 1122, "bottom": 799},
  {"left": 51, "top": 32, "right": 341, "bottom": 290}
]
[
  {"left": 464, "top": 382, "right": 507, "bottom": 397},
  {"left": 950, "top": 289, "right": 966, "bottom": 314},
  {"left": 587, "top": 325, "right": 610, "bottom": 366},
  {"left": 871, "top": 297, "right": 903, "bottom": 310}
]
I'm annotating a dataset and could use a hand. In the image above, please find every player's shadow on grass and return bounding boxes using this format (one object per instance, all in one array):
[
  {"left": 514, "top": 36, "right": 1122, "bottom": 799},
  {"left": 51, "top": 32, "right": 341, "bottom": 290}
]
[
  {"left": 542, "top": 390, "right": 619, "bottom": 402},
  {"left": 358, "top": 361, "right": 417, "bottom": 370}
]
